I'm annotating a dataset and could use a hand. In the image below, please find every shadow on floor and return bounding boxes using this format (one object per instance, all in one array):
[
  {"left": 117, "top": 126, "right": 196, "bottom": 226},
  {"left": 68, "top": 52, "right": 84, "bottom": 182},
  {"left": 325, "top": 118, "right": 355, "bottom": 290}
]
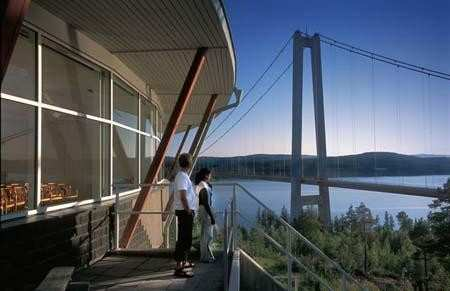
[{"left": 73, "top": 252, "right": 224, "bottom": 291}]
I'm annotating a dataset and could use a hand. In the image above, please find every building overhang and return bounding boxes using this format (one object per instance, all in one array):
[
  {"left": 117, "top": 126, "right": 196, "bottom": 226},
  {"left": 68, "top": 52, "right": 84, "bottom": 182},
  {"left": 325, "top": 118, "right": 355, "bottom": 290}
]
[{"left": 32, "top": 0, "right": 236, "bottom": 132}]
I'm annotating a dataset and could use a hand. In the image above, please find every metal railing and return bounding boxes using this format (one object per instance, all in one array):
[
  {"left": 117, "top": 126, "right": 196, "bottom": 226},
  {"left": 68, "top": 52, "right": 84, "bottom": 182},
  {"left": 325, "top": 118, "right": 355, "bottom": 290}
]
[
  {"left": 223, "top": 187, "right": 238, "bottom": 291},
  {"left": 111, "top": 182, "right": 365, "bottom": 290},
  {"left": 113, "top": 183, "right": 174, "bottom": 250},
  {"left": 214, "top": 182, "right": 366, "bottom": 291}
]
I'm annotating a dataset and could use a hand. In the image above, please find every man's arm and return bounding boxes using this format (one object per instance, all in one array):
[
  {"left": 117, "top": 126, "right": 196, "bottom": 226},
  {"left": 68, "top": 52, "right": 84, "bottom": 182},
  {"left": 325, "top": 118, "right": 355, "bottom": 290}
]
[{"left": 179, "top": 189, "right": 192, "bottom": 215}]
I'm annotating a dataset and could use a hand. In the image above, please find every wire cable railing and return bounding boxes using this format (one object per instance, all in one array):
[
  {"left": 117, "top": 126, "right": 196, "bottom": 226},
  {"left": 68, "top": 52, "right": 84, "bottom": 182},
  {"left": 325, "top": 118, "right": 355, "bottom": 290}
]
[
  {"left": 214, "top": 182, "right": 367, "bottom": 290},
  {"left": 112, "top": 182, "right": 366, "bottom": 290}
]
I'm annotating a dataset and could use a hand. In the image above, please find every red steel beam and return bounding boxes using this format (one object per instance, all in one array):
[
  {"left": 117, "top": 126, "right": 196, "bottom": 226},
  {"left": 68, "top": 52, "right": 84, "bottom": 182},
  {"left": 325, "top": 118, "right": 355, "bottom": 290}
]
[
  {"left": 169, "top": 124, "right": 192, "bottom": 177},
  {"left": 163, "top": 94, "right": 218, "bottom": 221},
  {"left": 120, "top": 47, "right": 208, "bottom": 248},
  {"left": 1, "top": 0, "right": 31, "bottom": 85}
]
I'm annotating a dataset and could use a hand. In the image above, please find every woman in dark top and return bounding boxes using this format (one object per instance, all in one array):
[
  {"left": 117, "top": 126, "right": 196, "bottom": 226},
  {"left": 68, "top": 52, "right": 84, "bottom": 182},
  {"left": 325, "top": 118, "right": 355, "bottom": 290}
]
[{"left": 194, "top": 168, "right": 215, "bottom": 262}]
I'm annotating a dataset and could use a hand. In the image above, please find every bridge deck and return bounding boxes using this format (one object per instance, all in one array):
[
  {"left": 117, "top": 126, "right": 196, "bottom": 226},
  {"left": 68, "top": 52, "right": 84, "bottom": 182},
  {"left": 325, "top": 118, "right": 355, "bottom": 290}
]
[{"left": 73, "top": 253, "right": 223, "bottom": 291}]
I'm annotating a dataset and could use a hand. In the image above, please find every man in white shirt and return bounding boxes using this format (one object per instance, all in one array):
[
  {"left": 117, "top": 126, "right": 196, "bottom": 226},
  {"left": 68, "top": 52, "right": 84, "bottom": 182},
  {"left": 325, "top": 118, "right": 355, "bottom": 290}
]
[{"left": 173, "top": 153, "right": 197, "bottom": 277}]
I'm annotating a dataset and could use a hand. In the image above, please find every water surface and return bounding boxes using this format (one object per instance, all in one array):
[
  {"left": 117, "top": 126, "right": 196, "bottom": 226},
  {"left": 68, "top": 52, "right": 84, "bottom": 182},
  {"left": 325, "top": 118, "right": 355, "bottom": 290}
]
[{"left": 213, "top": 175, "right": 448, "bottom": 222}]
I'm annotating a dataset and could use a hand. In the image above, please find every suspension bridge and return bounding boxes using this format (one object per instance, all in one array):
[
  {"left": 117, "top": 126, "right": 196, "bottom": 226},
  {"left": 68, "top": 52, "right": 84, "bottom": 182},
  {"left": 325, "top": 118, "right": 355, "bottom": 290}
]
[{"left": 181, "top": 31, "right": 450, "bottom": 226}]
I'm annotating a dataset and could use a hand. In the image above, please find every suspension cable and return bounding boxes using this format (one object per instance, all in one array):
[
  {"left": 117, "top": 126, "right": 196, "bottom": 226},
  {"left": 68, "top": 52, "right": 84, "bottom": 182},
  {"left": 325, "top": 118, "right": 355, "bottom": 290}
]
[
  {"left": 206, "top": 34, "right": 294, "bottom": 140},
  {"left": 319, "top": 40, "right": 450, "bottom": 81},
  {"left": 371, "top": 57, "right": 378, "bottom": 181},
  {"left": 200, "top": 62, "right": 293, "bottom": 155},
  {"left": 319, "top": 33, "right": 450, "bottom": 80}
]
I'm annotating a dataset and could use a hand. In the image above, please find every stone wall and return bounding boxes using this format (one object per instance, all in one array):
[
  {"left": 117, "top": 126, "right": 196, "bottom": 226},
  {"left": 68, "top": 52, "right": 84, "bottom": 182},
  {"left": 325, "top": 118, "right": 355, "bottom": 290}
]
[{"left": 0, "top": 195, "right": 153, "bottom": 291}]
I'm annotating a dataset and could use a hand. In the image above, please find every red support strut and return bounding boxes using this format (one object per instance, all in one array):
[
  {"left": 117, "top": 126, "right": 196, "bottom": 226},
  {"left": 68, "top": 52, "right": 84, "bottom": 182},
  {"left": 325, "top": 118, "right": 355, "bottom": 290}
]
[
  {"left": 189, "top": 94, "right": 218, "bottom": 157},
  {"left": 1, "top": 0, "right": 31, "bottom": 85},
  {"left": 120, "top": 47, "right": 208, "bottom": 248}
]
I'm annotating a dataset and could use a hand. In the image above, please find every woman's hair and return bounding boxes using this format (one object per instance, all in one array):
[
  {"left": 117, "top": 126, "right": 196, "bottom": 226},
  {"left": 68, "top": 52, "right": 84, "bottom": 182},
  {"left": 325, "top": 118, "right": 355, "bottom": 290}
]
[{"left": 194, "top": 168, "right": 211, "bottom": 185}]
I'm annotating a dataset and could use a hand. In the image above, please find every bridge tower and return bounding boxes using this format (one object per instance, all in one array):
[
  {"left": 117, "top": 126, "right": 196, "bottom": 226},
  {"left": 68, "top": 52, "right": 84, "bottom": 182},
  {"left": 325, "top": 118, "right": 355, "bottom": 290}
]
[{"left": 291, "top": 31, "right": 331, "bottom": 226}]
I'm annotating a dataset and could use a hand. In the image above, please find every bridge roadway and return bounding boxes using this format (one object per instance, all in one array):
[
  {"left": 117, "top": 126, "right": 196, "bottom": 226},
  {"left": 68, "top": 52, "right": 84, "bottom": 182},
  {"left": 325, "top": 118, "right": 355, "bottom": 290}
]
[{"left": 219, "top": 175, "right": 445, "bottom": 198}]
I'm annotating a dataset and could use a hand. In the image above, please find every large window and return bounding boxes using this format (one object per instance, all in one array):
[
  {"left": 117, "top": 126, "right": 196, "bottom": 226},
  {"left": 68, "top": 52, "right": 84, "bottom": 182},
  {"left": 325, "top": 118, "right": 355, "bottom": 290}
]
[
  {"left": 1, "top": 100, "right": 36, "bottom": 214},
  {"left": 141, "top": 136, "right": 155, "bottom": 183},
  {"left": 2, "top": 27, "right": 36, "bottom": 100},
  {"left": 114, "top": 79, "right": 138, "bottom": 128},
  {"left": 1, "top": 25, "right": 164, "bottom": 219},
  {"left": 42, "top": 39, "right": 110, "bottom": 118},
  {"left": 155, "top": 111, "right": 161, "bottom": 138},
  {"left": 41, "top": 110, "right": 109, "bottom": 205},
  {"left": 141, "top": 98, "right": 155, "bottom": 135},
  {"left": 113, "top": 127, "right": 138, "bottom": 193}
]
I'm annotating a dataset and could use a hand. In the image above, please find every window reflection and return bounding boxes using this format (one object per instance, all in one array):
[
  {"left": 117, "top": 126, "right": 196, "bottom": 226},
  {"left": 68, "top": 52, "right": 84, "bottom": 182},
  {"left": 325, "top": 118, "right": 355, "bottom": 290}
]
[
  {"left": 113, "top": 127, "right": 138, "bottom": 192},
  {"left": 155, "top": 111, "right": 160, "bottom": 137},
  {"left": 42, "top": 39, "right": 110, "bottom": 117},
  {"left": 141, "top": 98, "right": 155, "bottom": 135},
  {"left": 1, "top": 25, "right": 168, "bottom": 215},
  {"left": 1, "top": 100, "right": 36, "bottom": 214},
  {"left": 114, "top": 79, "right": 138, "bottom": 128},
  {"left": 2, "top": 27, "right": 36, "bottom": 100},
  {"left": 41, "top": 110, "right": 109, "bottom": 205},
  {"left": 141, "top": 136, "right": 155, "bottom": 183}
]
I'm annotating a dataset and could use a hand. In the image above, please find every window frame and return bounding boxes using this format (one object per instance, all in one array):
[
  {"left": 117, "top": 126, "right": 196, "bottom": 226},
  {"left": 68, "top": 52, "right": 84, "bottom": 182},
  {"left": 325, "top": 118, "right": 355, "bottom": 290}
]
[
  {"left": 0, "top": 24, "right": 163, "bottom": 221},
  {"left": 41, "top": 38, "right": 111, "bottom": 118},
  {"left": 113, "top": 76, "right": 139, "bottom": 129}
]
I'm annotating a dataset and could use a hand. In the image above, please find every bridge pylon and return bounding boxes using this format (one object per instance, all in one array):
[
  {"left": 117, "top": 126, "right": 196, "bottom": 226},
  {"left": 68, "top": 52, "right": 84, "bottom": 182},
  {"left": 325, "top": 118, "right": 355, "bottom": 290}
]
[{"left": 291, "top": 31, "right": 331, "bottom": 227}]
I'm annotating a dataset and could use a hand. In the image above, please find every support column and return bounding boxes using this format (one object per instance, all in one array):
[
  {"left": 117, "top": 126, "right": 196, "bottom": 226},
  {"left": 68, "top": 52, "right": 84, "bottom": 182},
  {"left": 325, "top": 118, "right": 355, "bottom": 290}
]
[
  {"left": 310, "top": 34, "right": 331, "bottom": 226},
  {"left": 290, "top": 31, "right": 304, "bottom": 222},
  {"left": 163, "top": 124, "right": 192, "bottom": 222},
  {"left": 1, "top": 0, "right": 30, "bottom": 84},
  {"left": 189, "top": 94, "right": 218, "bottom": 170},
  {"left": 191, "top": 113, "right": 214, "bottom": 169},
  {"left": 120, "top": 47, "right": 208, "bottom": 248}
]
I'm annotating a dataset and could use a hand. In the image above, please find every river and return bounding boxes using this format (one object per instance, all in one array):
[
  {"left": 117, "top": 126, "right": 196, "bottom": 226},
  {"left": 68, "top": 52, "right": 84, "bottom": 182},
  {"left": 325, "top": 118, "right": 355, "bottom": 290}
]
[{"left": 213, "top": 175, "right": 449, "bottom": 222}]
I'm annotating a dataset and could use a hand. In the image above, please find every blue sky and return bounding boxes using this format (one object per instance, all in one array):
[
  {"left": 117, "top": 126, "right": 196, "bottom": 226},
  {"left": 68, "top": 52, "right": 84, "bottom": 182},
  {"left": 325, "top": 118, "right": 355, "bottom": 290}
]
[{"left": 172, "top": 0, "right": 450, "bottom": 157}]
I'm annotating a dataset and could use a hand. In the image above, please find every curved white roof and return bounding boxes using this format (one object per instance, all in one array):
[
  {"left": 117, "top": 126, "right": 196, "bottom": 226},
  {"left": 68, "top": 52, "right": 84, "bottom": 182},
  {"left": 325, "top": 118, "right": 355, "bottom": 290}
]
[{"left": 34, "top": 0, "right": 236, "bottom": 131}]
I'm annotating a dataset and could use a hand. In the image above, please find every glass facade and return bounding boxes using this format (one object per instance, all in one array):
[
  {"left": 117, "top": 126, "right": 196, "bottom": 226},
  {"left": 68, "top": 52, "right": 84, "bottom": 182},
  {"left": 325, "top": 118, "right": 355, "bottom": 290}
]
[
  {"left": 141, "top": 136, "right": 155, "bottom": 183},
  {"left": 42, "top": 39, "right": 110, "bottom": 118},
  {"left": 113, "top": 127, "right": 138, "bottom": 193},
  {"left": 42, "top": 110, "right": 110, "bottom": 204},
  {"left": 2, "top": 27, "right": 36, "bottom": 100},
  {"left": 141, "top": 98, "right": 155, "bottom": 135},
  {"left": 114, "top": 79, "right": 138, "bottom": 129},
  {"left": 1, "top": 26, "right": 163, "bottom": 218},
  {"left": 1, "top": 100, "right": 36, "bottom": 213}
]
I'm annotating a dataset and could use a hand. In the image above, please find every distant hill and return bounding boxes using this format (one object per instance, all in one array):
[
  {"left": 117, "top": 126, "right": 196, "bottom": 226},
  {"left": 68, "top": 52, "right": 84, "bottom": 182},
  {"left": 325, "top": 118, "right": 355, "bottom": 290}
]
[{"left": 165, "top": 152, "right": 450, "bottom": 178}]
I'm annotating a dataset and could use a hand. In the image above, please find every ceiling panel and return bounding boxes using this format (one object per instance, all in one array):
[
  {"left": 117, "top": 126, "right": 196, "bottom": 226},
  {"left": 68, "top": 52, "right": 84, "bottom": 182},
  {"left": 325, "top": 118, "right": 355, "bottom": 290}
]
[{"left": 34, "top": 0, "right": 236, "bottom": 130}]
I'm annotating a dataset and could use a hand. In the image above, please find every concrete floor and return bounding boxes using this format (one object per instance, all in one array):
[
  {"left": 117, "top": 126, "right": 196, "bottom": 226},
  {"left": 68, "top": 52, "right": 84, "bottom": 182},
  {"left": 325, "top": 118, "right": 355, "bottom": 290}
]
[{"left": 72, "top": 253, "right": 224, "bottom": 291}]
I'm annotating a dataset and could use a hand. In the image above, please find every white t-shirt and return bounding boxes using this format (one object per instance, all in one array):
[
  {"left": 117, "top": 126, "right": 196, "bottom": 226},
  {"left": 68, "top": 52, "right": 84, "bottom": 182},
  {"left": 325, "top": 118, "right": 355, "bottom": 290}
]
[{"left": 174, "top": 171, "right": 197, "bottom": 211}]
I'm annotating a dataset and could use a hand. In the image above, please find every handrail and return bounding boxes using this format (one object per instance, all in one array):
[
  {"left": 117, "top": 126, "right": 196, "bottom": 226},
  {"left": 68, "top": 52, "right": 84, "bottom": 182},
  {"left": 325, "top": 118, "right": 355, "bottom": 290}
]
[
  {"left": 113, "top": 181, "right": 362, "bottom": 289},
  {"left": 233, "top": 183, "right": 359, "bottom": 286},
  {"left": 112, "top": 182, "right": 171, "bottom": 190},
  {"left": 163, "top": 210, "right": 175, "bottom": 248},
  {"left": 226, "top": 230, "right": 234, "bottom": 255},
  {"left": 117, "top": 210, "right": 174, "bottom": 215},
  {"left": 239, "top": 213, "right": 334, "bottom": 290}
]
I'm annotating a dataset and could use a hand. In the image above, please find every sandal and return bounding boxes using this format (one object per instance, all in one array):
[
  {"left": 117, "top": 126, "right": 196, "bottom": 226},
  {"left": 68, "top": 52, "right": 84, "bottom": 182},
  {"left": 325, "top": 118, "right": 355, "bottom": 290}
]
[
  {"left": 182, "top": 261, "right": 195, "bottom": 268},
  {"left": 174, "top": 268, "right": 194, "bottom": 278}
]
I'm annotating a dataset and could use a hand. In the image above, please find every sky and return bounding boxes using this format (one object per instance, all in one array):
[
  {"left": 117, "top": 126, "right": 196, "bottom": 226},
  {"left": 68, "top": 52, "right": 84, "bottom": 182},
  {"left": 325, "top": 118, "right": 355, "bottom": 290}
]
[{"left": 172, "top": 0, "right": 450, "bottom": 157}]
